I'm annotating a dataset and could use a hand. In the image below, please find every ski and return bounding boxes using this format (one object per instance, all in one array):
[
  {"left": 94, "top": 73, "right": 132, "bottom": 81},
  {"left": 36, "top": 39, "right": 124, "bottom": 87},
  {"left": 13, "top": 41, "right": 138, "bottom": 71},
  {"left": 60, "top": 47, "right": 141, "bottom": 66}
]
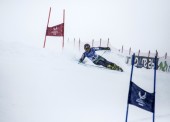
[{"left": 78, "top": 62, "right": 123, "bottom": 72}]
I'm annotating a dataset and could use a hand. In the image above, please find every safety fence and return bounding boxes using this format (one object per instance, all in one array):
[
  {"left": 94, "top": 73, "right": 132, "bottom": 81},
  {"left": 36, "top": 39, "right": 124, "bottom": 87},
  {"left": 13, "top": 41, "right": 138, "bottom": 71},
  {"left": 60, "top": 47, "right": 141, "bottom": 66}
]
[{"left": 67, "top": 38, "right": 170, "bottom": 73}]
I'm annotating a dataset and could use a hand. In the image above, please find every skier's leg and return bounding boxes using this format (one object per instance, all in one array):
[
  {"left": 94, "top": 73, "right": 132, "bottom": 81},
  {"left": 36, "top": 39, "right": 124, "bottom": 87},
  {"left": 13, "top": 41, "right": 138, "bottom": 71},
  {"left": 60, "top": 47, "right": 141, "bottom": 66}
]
[
  {"left": 93, "top": 56, "right": 123, "bottom": 72},
  {"left": 93, "top": 56, "right": 109, "bottom": 67}
]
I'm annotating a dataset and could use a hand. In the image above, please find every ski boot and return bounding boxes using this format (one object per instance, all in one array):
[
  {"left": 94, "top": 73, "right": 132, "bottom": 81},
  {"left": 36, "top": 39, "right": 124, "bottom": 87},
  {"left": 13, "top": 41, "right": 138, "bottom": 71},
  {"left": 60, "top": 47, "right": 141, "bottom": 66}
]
[
  {"left": 107, "top": 64, "right": 117, "bottom": 70},
  {"left": 107, "top": 64, "right": 123, "bottom": 72},
  {"left": 117, "top": 66, "right": 123, "bottom": 72}
]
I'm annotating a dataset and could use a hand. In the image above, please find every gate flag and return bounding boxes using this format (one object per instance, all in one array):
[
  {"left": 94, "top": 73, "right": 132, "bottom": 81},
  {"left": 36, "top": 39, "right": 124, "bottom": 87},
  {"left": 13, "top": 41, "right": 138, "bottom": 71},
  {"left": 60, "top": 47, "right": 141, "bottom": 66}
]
[
  {"left": 125, "top": 53, "right": 157, "bottom": 122},
  {"left": 46, "top": 23, "right": 64, "bottom": 36},
  {"left": 43, "top": 7, "right": 65, "bottom": 48},
  {"left": 128, "top": 81, "right": 155, "bottom": 113}
]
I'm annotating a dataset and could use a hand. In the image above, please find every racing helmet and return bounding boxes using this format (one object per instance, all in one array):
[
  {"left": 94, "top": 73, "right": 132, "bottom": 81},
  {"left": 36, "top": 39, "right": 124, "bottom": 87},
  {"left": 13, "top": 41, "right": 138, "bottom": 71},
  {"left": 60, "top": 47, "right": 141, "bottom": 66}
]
[{"left": 84, "top": 43, "right": 90, "bottom": 51}]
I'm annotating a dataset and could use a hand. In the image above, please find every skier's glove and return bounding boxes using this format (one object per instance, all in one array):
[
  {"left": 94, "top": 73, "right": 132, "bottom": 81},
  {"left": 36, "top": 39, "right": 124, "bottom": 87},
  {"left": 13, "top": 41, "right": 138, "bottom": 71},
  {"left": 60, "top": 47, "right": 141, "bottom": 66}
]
[
  {"left": 106, "top": 47, "right": 110, "bottom": 50},
  {"left": 79, "top": 59, "right": 83, "bottom": 63}
]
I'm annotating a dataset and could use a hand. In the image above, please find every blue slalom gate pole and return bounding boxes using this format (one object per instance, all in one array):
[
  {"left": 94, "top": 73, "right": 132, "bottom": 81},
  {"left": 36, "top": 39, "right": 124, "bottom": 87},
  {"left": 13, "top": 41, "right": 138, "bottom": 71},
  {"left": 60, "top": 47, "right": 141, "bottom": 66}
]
[
  {"left": 125, "top": 53, "right": 135, "bottom": 122},
  {"left": 153, "top": 55, "right": 157, "bottom": 122}
]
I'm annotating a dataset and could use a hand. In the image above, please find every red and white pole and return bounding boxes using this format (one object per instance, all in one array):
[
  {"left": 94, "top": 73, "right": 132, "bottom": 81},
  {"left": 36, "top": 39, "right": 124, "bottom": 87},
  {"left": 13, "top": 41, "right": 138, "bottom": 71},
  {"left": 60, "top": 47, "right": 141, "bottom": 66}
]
[
  {"left": 122, "top": 45, "right": 124, "bottom": 53},
  {"left": 74, "top": 38, "right": 75, "bottom": 48},
  {"left": 129, "top": 47, "right": 131, "bottom": 55},
  {"left": 107, "top": 38, "right": 109, "bottom": 47},
  {"left": 92, "top": 39, "right": 94, "bottom": 47},
  {"left": 100, "top": 38, "right": 102, "bottom": 47},
  {"left": 148, "top": 50, "right": 150, "bottom": 57},
  {"left": 138, "top": 49, "right": 140, "bottom": 56},
  {"left": 79, "top": 38, "right": 81, "bottom": 51},
  {"left": 165, "top": 52, "right": 167, "bottom": 59}
]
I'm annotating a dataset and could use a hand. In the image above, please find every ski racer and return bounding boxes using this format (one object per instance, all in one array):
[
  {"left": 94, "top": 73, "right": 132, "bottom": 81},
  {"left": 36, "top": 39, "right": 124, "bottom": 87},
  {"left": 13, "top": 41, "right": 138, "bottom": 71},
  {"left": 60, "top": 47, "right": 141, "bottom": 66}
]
[{"left": 79, "top": 43, "right": 123, "bottom": 72}]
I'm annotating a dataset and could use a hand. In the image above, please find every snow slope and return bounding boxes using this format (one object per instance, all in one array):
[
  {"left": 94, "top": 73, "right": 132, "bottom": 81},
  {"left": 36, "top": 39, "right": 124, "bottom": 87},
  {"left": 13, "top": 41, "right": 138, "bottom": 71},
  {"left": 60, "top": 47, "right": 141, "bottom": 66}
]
[{"left": 0, "top": 40, "right": 170, "bottom": 122}]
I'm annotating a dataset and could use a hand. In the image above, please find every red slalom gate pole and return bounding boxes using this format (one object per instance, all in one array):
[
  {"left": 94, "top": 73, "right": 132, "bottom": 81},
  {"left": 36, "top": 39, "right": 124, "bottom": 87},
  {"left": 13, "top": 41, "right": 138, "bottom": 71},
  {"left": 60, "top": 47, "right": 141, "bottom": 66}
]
[
  {"left": 43, "top": 7, "right": 51, "bottom": 48},
  {"left": 62, "top": 9, "right": 65, "bottom": 50}
]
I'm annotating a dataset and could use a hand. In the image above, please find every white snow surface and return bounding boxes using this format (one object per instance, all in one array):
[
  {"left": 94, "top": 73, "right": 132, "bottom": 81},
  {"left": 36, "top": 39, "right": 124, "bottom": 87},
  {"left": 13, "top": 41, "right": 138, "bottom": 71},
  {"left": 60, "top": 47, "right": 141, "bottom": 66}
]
[{"left": 0, "top": 40, "right": 170, "bottom": 122}]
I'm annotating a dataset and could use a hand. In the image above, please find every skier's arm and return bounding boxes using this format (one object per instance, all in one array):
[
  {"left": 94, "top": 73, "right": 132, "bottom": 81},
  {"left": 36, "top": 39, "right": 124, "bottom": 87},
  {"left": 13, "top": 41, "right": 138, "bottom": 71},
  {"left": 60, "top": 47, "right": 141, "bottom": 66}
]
[
  {"left": 93, "top": 47, "right": 110, "bottom": 51},
  {"left": 79, "top": 53, "right": 85, "bottom": 63}
]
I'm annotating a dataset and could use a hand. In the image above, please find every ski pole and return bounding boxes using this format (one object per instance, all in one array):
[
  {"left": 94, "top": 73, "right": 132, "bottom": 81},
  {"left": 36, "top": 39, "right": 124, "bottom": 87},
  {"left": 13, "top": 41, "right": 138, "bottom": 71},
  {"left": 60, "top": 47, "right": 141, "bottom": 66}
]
[{"left": 101, "top": 50, "right": 110, "bottom": 56}]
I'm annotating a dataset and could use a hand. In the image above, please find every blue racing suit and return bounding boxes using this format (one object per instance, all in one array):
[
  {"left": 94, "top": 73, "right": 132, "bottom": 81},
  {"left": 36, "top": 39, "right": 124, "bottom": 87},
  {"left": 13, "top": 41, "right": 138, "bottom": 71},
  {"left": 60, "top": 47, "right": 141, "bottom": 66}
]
[{"left": 79, "top": 47, "right": 113, "bottom": 67}]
